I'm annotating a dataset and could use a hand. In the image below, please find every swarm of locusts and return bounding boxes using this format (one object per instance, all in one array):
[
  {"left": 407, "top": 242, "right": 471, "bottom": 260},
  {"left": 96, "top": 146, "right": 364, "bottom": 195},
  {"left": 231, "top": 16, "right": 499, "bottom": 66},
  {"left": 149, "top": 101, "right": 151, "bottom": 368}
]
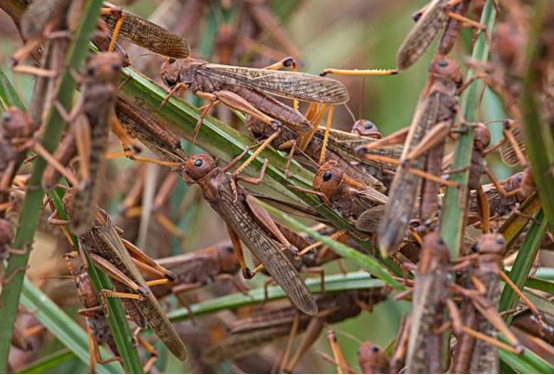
[{"left": 1, "top": 0, "right": 554, "bottom": 373}]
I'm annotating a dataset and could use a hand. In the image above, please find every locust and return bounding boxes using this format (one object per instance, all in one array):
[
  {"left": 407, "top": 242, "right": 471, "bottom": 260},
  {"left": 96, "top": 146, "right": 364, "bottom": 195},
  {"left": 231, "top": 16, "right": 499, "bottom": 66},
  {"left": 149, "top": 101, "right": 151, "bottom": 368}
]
[
  {"left": 308, "top": 160, "right": 388, "bottom": 233},
  {"left": 100, "top": 3, "right": 190, "bottom": 58},
  {"left": 324, "top": 330, "right": 391, "bottom": 374},
  {"left": 0, "top": 108, "right": 34, "bottom": 206},
  {"left": 359, "top": 56, "right": 463, "bottom": 256},
  {"left": 64, "top": 254, "right": 159, "bottom": 372},
  {"left": 246, "top": 116, "right": 388, "bottom": 191},
  {"left": 160, "top": 56, "right": 350, "bottom": 135},
  {"left": 406, "top": 232, "right": 450, "bottom": 374},
  {"left": 203, "top": 288, "right": 387, "bottom": 371},
  {"left": 396, "top": 0, "right": 486, "bottom": 71},
  {"left": 37, "top": 53, "right": 122, "bottom": 236},
  {"left": 0, "top": 108, "right": 33, "bottom": 283},
  {"left": 180, "top": 152, "right": 318, "bottom": 315},
  {"left": 64, "top": 254, "right": 121, "bottom": 372},
  {"left": 115, "top": 97, "right": 189, "bottom": 165},
  {"left": 52, "top": 190, "right": 188, "bottom": 361},
  {"left": 152, "top": 240, "right": 247, "bottom": 302},
  {"left": 0, "top": 219, "right": 26, "bottom": 285},
  {"left": 451, "top": 233, "right": 524, "bottom": 373}
]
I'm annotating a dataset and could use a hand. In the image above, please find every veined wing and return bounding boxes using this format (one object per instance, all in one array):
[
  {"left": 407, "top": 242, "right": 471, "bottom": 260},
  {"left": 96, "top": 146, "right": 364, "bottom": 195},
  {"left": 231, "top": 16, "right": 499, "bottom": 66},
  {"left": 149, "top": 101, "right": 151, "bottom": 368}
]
[
  {"left": 396, "top": 0, "right": 449, "bottom": 70},
  {"left": 102, "top": 8, "right": 190, "bottom": 58},
  {"left": 199, "top": 64, "right": 350, "bottom": 104},
  {"left": 353, "top": 187, "right": 388, "bottom": 208},
  {"left": 157, "top": 253, "right": 212, "bottom": 276}
]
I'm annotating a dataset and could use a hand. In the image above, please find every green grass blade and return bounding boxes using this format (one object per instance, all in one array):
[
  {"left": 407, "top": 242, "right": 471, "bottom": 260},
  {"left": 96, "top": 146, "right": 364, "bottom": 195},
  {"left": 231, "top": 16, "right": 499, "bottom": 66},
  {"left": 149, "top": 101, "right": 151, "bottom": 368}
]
[
  {"left": 500, "top": 210, "right": 547, "bottom": 324},
  {"left": 168, "top": 271, "right": 385, "bottom": 322},
  {"left": 500, "top": 338, "right": 554, "bottom": 374},
  {"left": 0, "top": 1, "right": 105, "bottom": 371},
  {"left": 0, "top": 67, "right": 24, "bottom": 109},
  {"left": 439, "top": 0, "right": 496, "bottom": 258},
  {"left": 525, "top": 277, "right": 554, "bottom": 294},
  {"left": 18, "top": 349, "right": 75, "bottom": 374},
  {"left": 19, "top": 279, "right": 123, "bottom": 374}
]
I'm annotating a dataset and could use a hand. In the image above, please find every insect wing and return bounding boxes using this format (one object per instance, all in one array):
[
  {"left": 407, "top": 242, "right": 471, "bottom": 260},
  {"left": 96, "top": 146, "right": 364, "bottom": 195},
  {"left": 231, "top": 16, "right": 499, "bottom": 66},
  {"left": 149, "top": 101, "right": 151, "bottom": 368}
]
[
  {"left": 200, "top": 64, "right": 350, "bottom": 104},
  {"left": 102, "top": 10, "right": 190, "bottom": 58}
]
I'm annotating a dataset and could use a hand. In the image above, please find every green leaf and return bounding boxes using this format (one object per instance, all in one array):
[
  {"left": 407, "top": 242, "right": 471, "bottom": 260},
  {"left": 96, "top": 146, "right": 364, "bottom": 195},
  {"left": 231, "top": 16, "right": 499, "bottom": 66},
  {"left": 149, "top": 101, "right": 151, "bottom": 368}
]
[
  {"left": 0, "top": 67, "right": 24, "bottom": 110},
  {"left": 500, "top": 338, "right": 554, "bottom": 374},
  {"left": 18, "top": 349, "right": 75, "bottom": 374}
]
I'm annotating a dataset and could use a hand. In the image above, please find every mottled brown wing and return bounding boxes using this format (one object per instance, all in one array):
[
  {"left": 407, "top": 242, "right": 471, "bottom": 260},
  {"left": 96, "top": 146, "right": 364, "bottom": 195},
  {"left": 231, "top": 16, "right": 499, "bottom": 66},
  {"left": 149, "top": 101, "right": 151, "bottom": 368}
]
[
  {"left": 353, "top": 188, "right": 388, "bottom": 208},
  {"left": 396, "top": 0, "right": 449, "bottom": 70},
  {"left": 202, "top": 326, "right": 291, "bottom": 364},
  {"left": 90, "top": 216, "right": 188, "bottom": 361},
  {"left": 157, "top": 253, "right": 212, "bottom": 276},
  {"left": 199, "top": 64, "right": 350, "bottom": 104},
  {"left": 102, "top": 10, "right": 190, "bottom": 58},
  {"left": 377, "top": 93, "right": 442, "bottom": 253},
  {"left": 213, "top": 185, "right": 318, "bottom": 316}
]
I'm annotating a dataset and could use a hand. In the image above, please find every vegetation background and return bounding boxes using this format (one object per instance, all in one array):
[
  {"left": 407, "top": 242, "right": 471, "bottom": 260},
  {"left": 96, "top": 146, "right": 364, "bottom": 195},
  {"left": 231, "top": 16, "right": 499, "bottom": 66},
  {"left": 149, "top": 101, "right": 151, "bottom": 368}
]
[{"left": 0, "top": 0, "right": 539, "bottom": 373}]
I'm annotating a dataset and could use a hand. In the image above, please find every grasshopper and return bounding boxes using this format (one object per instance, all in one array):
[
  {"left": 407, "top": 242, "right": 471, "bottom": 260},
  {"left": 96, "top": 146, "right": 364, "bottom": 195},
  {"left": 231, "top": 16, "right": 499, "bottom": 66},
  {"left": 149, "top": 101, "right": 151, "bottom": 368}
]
[
  {"left": 246, "top": 116, "right": 388, "bottom": 191},
  {"left": 406, "top": 232, "right": 450, "bottom": 374},
  {"left": 203, "top": 288, "right": 387, "bottom": 370},
  {"left": 308, "top": 160, "right": 388, "bottom": 233},
  {"left": 359, "top": 56, "right": 463, "bottom": 256},
  {"left": 0, "top": 108, "right": 34, "bottom": 206},
  {"left": 64, "top": 254, "right": 160, "bottom": 372},
  {"left": 451, "top": 233, "right": 524, "bottom": 373},
  {"left": 152, "top": 240, "right": 246, "bottom": 302},
  {"left": 42, "top": 53, "right": 122, "bottom": 235},
  {"left": 324, "top": 330, "right": 391, "bottom": 374},
  {"left": 100, "top": 3, "right": 190, "bottom": 58},
  {"left": 64, "top": 254, "right": 122, "bottom": 372},
  {"left": 160, "top": 56, "right": 349, "bottom": 135},
  {"left": 180, "top": 151, "right": 317, "bottom": 315},
  {"left": 115, "top": 97, "right": 189, "bottom": 165},
  {"left": 52, "top": 190, "right": 188, "bottom": 361}
]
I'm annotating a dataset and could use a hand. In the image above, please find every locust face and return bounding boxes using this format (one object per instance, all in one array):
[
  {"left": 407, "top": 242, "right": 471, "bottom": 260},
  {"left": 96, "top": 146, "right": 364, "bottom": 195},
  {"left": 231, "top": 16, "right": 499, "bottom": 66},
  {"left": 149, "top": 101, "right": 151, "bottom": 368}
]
[
  {"left": 183, "top": 154, "right": 217, "bottom": 182},
  {"left": 313, "top": 161, "right": 344, "bottom": 200}
]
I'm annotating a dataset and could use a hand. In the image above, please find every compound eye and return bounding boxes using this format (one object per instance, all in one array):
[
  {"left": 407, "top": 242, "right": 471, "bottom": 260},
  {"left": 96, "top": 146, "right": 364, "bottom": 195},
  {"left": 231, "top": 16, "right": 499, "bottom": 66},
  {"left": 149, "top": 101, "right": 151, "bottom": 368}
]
[
  {"left": 495, "top": 237, "right": 505, "bottom": 246},
  {"left": 163, "top": 73, "right": 177, "bottom": 87},
  {"left": 438, "top": 59, "right": 448, "bottom": 67},
  {"left": 2, "top": 113, "right": 12, "bottom": 123},
  {"left": 185, "top": 155, "right": 215, "bottom": 180},
  {"left": 323, "top": 171, "right": 333, "bottom": 181}
]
